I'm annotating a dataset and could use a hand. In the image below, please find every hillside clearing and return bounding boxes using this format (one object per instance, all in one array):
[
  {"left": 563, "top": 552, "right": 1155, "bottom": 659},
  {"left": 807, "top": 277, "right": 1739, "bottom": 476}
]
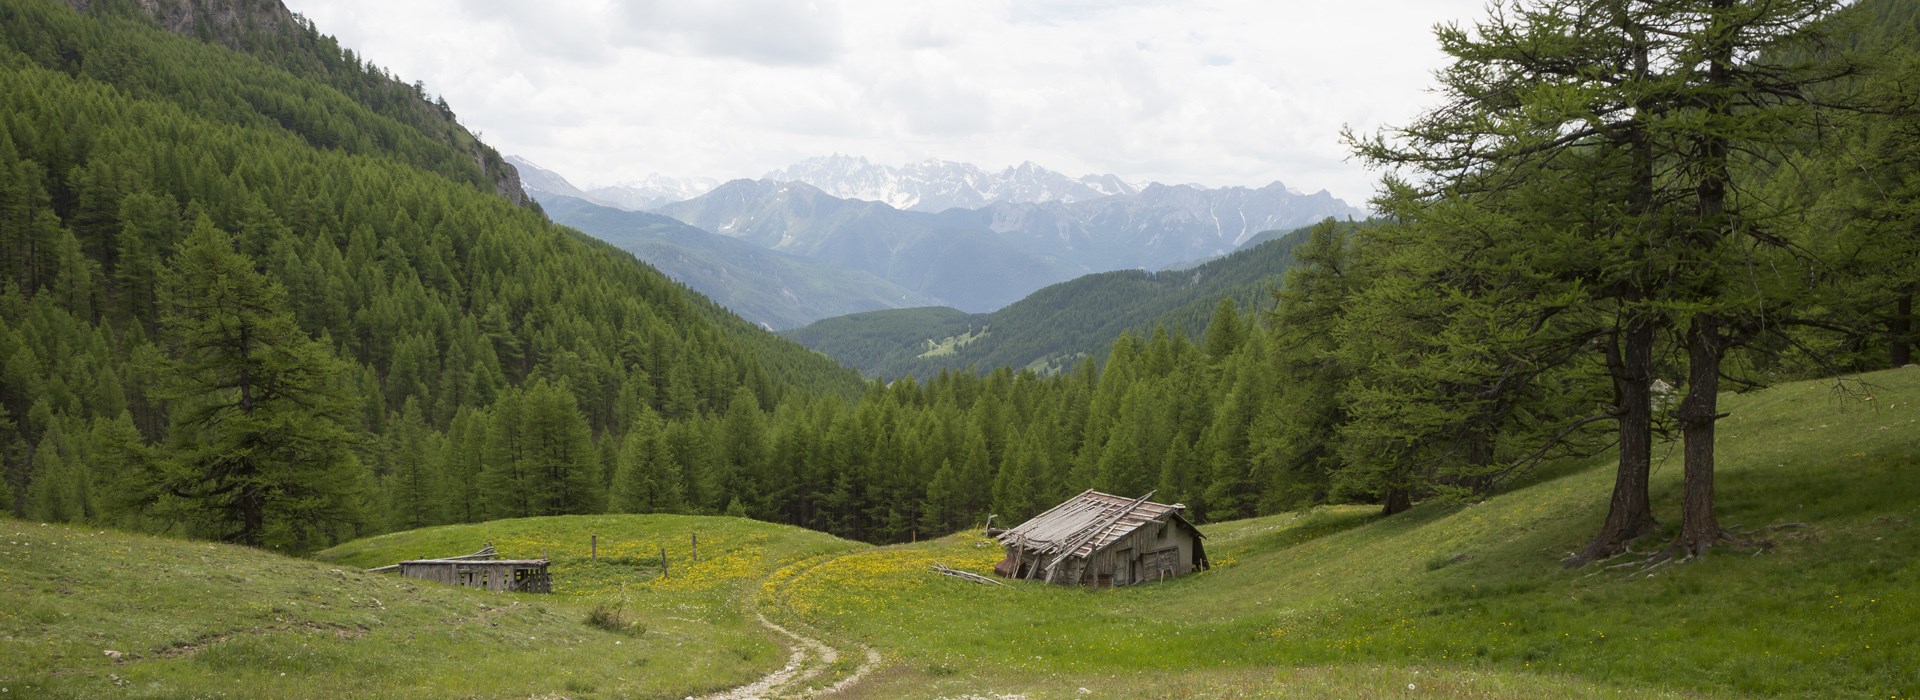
[
  {"left": 762, "top": 367, "right": 1920, "bottom": 698},
  {"left": 2, "top": 369, "right": 1913, "bottom": 698}
]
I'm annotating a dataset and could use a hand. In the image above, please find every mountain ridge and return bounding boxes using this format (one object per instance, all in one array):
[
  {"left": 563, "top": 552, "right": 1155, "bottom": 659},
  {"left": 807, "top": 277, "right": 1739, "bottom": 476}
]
[
  {"left": 535, "top": 193, "right": 940, "bottom": 329},
  {"left": 654, "top": 178, "right": 1086, "bottom": 312},
  {"left": 780, "top": 222, "right": 1332, "bottom": 378},
  {"left": 763, "top": 153, "right": 1142, "bottom": 212}
]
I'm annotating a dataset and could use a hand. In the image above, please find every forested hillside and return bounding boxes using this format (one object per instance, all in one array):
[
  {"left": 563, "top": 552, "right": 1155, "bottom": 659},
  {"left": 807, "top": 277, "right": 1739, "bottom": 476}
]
[
  {"left": 2, "top": 0, "right": 1914, "bottom": 577},
  {"left": 54, "top": 0, "right": 529, "bottom": 206},
  {"left": 782, "top": 223, "right": 1322, "bottom": 378},
  {"left": 0, "top": 0, "right": 859, "bottom": 551}
]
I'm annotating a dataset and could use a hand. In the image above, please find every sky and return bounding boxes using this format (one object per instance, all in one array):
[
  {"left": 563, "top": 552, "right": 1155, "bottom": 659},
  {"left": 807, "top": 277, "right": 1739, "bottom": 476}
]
[{"left": 284, "top": 0, "right": 1491, "bottom": 207}]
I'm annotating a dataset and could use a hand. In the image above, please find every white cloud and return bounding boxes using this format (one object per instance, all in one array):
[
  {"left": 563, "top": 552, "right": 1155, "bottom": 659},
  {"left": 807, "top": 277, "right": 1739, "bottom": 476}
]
[{"left": 283, "top": 0, "right": 1489, "bottom": 204}]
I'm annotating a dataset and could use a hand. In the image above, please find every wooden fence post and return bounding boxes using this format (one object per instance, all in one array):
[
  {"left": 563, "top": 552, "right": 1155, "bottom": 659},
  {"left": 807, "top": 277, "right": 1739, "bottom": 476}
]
[
  {"left": 660, "top": 545, "right": 669, "bottom": 579},
  {"left": 692, "top": 533, "right": 699, "bottom": 563},
  {"left": 591, "top": 534, "right": 597, "bottom": 563}
]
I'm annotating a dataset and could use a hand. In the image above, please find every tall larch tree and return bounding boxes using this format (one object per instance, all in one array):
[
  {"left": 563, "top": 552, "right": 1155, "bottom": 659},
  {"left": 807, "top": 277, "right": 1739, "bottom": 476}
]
[{"left": 145, "top": 216, "right": 364, "bottom": 551}]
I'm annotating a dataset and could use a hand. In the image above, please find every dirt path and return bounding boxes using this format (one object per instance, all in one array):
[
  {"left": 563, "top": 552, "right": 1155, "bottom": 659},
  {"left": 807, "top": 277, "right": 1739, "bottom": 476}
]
[{"left": 693, "top": 613, "right": 881, "bottom": 700}]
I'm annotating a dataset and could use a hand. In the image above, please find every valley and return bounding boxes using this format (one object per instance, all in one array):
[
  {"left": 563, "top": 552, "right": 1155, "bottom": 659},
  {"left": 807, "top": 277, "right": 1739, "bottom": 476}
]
[
  {"left": 7, "top": 369, "right": 1915, "bottom": 697},
  {"left": 518, "top": 151, "right": 1361, "bottom": 324},
  {"left": 2, "top": 0, "right": 1916, "bottom": 697}
]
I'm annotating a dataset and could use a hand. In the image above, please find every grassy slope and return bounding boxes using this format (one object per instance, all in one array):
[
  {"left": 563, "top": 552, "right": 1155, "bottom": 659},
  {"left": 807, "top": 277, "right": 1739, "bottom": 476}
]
[
  {"left": 764, "top": 367, "right": 1920, "bottom": 698},
  {"left": 4, "top": 369, "right": 1913, "bottom": 698},
  {"left": 0, "top": 515, "right": 862, "bottom": 699}
]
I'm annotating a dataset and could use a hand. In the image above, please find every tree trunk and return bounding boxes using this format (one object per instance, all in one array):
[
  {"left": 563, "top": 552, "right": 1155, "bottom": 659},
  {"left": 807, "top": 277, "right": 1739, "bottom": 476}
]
[
  {"left": 1675, "top": 315, "right": 1725, "bottom": 556},
  {"left": 1573, "top": 22, "right": 1660, "bottom": 566},
  {"left": 1382, "top": 486, "right": 1411, "bottom": 516},
  {"left": 1573, "top": 318, "right": 1659, "bottom": 565},
  {"left": 1671, "top": 0, "right": 1736, "bottom": 559},
  {"left": 1893, "top": 289, "right": 1913, "bottom": 367}
]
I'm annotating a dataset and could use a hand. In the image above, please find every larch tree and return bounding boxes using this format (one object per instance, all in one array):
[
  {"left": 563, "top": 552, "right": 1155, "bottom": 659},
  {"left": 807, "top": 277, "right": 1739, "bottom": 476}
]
[
  {"left": 1253, "top": 219, "right": 1359, "bottom": 512},
  {"left": 1352, "top": 0, "right": 1862, "bottom": 560},
  {"left": 147, "top": 215, "right": 364, "bottom": 551},
  {"left": 1658, "top": 0, "right": 1860, "bottom": 556}
]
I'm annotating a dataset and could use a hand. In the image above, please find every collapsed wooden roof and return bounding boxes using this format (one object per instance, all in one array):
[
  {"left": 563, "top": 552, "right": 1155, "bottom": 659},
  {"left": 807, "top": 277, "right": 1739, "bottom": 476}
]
[{"left": 996, "top": 489, "right": 1201, "bottom": 560}]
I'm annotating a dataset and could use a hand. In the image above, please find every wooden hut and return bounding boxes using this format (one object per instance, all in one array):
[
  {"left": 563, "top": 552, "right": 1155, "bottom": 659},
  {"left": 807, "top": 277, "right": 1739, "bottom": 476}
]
[
  {"left": 992, "top": 490, "right": 1208, "bottom": 586},
  {"left": 369, "top": 544, "right": 552, "bottom": 593},
  {"left": 394, "top": 559, "right": 551, "bottom": 593}
]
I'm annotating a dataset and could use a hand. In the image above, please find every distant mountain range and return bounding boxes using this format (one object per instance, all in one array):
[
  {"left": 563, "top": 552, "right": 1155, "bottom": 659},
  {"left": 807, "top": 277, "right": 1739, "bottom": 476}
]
[
  {"left": 763, "top": 154, "right": 1140, "bottom": 213},
  {"left": 508, "top": 156, "right": 716, "bottom": 211},
  {"left": 535, "top": 195, "right": 936, "bottom": 330},
  {"left": 927, "top": 180, "right": 1360, "bottom": 272},
  {"left": 779, "top": 223, "right": 1337, "bottom": 379},
  {"left": 651, "top": 179, "right": 1085, "bottom": 312},
  {"left": 515, "top": 153, "right": 1366, "bottom": 321}
]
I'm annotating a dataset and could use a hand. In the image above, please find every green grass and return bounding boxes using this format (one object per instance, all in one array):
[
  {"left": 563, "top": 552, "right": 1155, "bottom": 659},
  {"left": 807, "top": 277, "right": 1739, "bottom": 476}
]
[
  {"left": 4, "top": 369, "right": 1915, "bottom": 698},
  {"left": 765, "top": 367, "right": 1920, "bottom": 698},
  {"left": 920, "top": 326, "right": 992, "bottom": 358},
  {"left": 0, "top": 514, "right": 861, "bottom": 699}
]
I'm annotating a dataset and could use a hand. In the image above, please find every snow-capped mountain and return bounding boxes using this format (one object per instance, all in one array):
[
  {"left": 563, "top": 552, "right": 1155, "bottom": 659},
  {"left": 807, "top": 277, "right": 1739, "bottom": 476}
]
[
  {"left": 929, "top": 181, "right": 1367, "bottom": 271},
  {"left": 506, "top": 155, "right": 590, "bottom": 201},
  {"left": 515, "top": 151, "right": 1368, "bottom": 311},
  {"left": 584, "top": 175, "right": 719, "bottom": 211},
  {"left": 762, "top": 155, "right": 1141, "bottom": 213},
  {"left": 506, "top": 155, "right": 715, "bottom": 210}
]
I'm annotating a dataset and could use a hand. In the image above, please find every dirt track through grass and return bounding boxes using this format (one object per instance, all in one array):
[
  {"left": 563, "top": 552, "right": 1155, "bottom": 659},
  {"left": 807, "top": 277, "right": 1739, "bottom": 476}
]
[{"left": 696, "top": 614, "right": 880, "bottom": 700}]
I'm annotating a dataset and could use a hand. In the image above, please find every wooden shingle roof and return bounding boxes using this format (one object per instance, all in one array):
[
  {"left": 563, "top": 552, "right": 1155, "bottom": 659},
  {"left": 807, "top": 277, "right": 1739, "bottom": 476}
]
[{"left": 996, "top": 490, "right": 1200, "bottom": 560}]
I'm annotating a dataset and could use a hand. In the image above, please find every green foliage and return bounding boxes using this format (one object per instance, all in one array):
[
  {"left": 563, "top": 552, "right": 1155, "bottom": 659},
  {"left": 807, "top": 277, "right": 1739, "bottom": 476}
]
[
  {"left": 584, "top": 602, "right": 645, "bottom": 637},
  {"left": 764, "top": 368, "right": 1920, "bottom": 698},
  {"left": 611, "top": 406, "right": 684, "bottom": 514},
  {"left": 782, "top": 226, "right": 1318, "bottom": 379},
  {"left": 146, "top": 218, "right": 364, "bottom": 551},
  {"left": 0, "top": 0, "right": 857, "bottom": 549}
]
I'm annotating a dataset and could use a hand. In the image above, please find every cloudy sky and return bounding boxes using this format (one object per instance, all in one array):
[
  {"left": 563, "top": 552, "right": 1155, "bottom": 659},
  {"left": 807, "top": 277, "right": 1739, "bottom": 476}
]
[{"left": 284, "top": 0, "right": 1489, "bottom": 206}]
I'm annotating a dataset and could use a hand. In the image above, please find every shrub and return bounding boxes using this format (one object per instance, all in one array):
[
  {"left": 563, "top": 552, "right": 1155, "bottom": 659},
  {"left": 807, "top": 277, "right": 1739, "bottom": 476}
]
[{"left": 585, "top": 603, "right": 644, "bottom": 636}]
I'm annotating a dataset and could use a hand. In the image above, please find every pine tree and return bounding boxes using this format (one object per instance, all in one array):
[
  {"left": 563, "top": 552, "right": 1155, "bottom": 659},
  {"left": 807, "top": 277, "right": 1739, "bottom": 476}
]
[
  {"left": 27, "top": 427, "right": 87, "bottom": 523},
  {"left": 521, "top": 379, "right": 600, "bottom": 516},
  {"left": 147, "top": 216, "right": 364, "bottom": 551},
  {"left": 1201, "top": 298, "right": 1245, "bottom": 362},
  {"left": 990, "top": 431, "right": 1040, "bottom": 523},
  {"left": 481, "top": 388, "right": 532, "bottom": 518},
  {"left": 384, "top": 397, "right": 444, "bottom": 530},
  {"left": 922, "top": 458, "right": 963, "bottom": 535},
  {"left": 715, "top": 386, "right": 768, "bottom": 514},
  {"left": 612, "top": 406, "right": 683, "bottom": 513},
  {"left": 1253, "top": 220, "right": 1357, "bottom": 511},
  {"left": 113, "top": 192, "right": 178, "bottom": 328},
  {"left": 440, "top": 407, "right": 488, "bottom": 523}
]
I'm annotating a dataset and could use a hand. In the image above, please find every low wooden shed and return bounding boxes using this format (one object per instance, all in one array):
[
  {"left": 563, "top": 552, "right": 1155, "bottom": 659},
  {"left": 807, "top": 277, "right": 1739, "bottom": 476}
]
[
  {"left": 369, "top": 544, "right": 552, "bottom": 594},
  {"left": 993, "top": 490, "right": 1208, "bottom": 586},
  {"left": 395, "top": 559, "right": 552, "bottom": 593}
]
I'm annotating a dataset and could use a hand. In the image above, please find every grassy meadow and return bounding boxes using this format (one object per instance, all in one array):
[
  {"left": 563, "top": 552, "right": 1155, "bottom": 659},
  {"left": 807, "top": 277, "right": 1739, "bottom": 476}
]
[
  {"left": 762, "top": 366, "right": 1920, "bottom": 698},
  {"left": 1, "top": 368, "right": 1913, "bottom": 698},
  {"left": 0, "top": 515, "right": 860, "bottom": 699}
]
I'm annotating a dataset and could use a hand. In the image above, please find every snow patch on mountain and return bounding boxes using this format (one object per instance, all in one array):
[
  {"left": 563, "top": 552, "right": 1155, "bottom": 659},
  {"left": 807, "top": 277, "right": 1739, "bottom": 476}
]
[
  {"left": 763, "top": 154, "right": 1142, "bottom": 212},
  {"left": 585, "top": 175, "right": 719, "bottom": 211}
]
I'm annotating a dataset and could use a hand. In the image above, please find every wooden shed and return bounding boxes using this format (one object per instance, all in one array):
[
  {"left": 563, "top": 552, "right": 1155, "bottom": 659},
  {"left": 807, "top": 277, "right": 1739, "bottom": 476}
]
[
  {"left": 394, "top": 559, "right": 552, "bottom": 593},
  {"left": 369, "top": 544, "right": 552, "bottom": 594},
  {"left": 992, "top": 490, "right": 1208, "bottom": 586}
]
